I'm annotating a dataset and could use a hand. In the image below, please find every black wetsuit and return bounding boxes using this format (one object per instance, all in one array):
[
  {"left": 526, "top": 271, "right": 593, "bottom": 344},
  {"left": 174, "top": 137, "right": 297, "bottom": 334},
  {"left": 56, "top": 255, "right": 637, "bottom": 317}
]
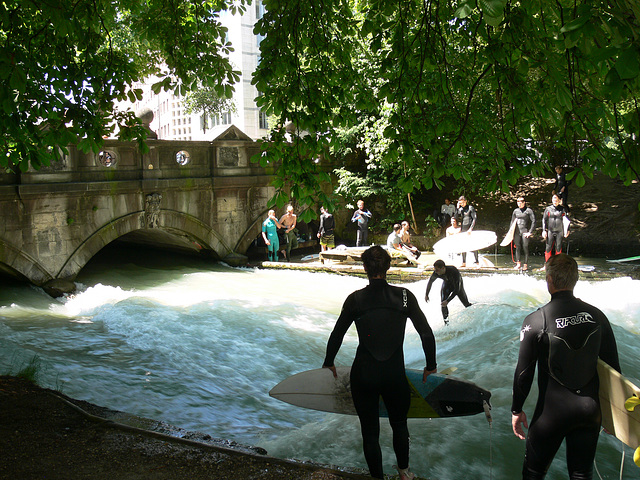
[
  {"left": 542, "top": 204, "right": 568, "bottom": 261},
  {"left": 425, "top": 266, "right": 471, "bottom": 320},
  {"left": 323, "top": 279, "right": 436, "bottom": 479},
  {"left": 555, "top": 172, "right": 570, "bottom": 211},
  {"left": 511, "top": 207, "right": 536, "bottom": 265},
  {"left": 512, "top": 290, "right": 620, "bottom": 480},
  {"left": 457, "top": 204, "right": 478, "bottom": 264}
]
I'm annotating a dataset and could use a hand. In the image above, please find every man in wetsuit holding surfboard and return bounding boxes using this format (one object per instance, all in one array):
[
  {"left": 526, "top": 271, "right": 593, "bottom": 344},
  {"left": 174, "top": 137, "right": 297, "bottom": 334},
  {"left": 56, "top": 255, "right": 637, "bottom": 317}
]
[
  {"left": 456, "top": 196, "right": 478, "bottom": 267},
  {"left": 323, "top": 245, "right": 437, "bottom": 480},
  {"left": 511, "top": 254, "right": 620, "bottom": 480}
]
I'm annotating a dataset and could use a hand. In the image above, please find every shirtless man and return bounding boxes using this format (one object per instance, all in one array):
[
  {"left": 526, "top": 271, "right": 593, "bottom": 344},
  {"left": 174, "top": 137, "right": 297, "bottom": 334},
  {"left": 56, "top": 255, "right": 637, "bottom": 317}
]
[{"left": 279, "top": 205, "right": 298, "bottom": 262}]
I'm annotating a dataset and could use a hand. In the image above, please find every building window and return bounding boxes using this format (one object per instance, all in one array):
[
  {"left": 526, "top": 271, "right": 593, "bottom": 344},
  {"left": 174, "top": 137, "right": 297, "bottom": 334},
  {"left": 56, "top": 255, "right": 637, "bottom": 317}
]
[
  {"left": 222, "top": 110, "right": 232, "bottom": 124},
  {"left": 259, "top": 111, "right": 268, "bottom": 130}
]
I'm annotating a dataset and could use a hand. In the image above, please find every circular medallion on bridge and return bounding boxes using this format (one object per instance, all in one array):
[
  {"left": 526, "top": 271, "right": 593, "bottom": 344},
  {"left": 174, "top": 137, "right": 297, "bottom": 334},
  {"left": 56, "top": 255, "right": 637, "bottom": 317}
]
[
  {"left": 97, "top": 150, "right": 117, "bottom": 167},
  {"left": 176, "top": 150, "right": 190, "bottom": 166}
]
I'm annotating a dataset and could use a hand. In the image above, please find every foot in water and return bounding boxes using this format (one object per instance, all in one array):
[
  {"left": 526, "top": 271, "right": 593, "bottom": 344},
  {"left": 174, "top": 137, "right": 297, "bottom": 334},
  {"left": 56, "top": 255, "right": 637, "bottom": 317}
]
[{"left": 393, "top": 465, "right": 415, "bottom": 480}]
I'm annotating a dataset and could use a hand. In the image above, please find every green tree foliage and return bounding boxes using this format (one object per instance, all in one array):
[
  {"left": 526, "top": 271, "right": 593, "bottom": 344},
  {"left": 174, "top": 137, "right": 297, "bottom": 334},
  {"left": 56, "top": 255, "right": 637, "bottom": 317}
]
[
  {"left": 1, "top": 0, "right": 243, "bottom": 172},
  {"left": 183, "top": 86, "right": 237, "bottom": 131},
  {"left": 253, "top": 0, "right": 640, "bottom": 213}
]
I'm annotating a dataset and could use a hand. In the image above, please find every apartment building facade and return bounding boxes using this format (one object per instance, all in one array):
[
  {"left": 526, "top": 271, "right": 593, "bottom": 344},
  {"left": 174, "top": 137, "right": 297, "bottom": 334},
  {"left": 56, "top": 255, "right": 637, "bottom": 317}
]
[{"left": 130, "top": 2, "right": 268, "bottom": 141}]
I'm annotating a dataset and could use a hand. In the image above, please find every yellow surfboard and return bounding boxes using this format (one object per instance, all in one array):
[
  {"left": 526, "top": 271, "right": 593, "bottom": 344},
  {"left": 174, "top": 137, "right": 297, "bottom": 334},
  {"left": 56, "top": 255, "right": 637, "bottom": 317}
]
[{"left": 598, "top": 359, "right": 640, "bottom": 462}]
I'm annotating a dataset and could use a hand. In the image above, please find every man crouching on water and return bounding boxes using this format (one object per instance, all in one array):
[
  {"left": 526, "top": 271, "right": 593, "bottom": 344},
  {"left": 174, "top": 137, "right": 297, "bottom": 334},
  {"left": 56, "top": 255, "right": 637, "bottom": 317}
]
[
  {"left": 323, "top": 246, "right": 437, "bottom": 480},
  {"left": 511, "top": 254, "right": 620, "bottom": 480}
]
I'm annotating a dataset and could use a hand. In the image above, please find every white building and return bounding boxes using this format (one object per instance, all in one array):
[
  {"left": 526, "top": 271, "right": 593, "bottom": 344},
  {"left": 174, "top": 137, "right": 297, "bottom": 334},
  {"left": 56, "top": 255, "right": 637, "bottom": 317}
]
[{"left": 129, "top": 2, "right": 268, "bottom": 141}]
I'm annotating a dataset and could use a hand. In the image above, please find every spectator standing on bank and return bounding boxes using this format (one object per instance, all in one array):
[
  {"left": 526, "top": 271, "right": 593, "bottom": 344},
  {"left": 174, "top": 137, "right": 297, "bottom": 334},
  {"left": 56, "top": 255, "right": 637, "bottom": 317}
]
[
  {"left": 553, "top": 166, "right": 570, "bottom": 212},
  {"left": 351, "top": 200, "right": 372, "bottom": 247},
  {"left": 261, "top": 210, "right": 283, "bottom": 262},
  {"left": 317, "top": 206, "right": 335, "bottom": 252},
  {"left": 510, "top": 197, "right": 536, "bottom": 271},
  {"left": 279, "top": 205, "right": 298, "bottom": 262},
  {"left": 456, "top": 196, "right": 478, "bottom": 267}
]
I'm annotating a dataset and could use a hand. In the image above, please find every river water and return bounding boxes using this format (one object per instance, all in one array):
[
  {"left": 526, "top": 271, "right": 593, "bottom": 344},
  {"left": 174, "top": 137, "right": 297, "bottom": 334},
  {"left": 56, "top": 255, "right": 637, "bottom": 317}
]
[{"left": 1, "top": 246, "right": 639, "bottom": 479}]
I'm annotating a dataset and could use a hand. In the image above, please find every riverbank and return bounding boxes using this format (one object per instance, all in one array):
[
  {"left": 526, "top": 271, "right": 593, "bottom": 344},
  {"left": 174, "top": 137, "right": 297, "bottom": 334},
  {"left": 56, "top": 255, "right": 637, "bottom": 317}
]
[
  {"left": 0, "top": 375, "right": 375, "bottom": 480},
  {"left": 257, "top": 252, "right": 640, "bottom": 282}
]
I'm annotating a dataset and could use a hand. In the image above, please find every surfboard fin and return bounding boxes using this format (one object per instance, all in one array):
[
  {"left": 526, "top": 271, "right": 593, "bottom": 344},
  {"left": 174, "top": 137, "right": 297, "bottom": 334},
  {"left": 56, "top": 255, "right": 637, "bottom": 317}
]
[
  {"left": 483, "top": 400, "right": 492, "bottom": 425},
  {"left": 625, "top": 394, "right": 639, "bottom": 412},
  {"left": 440, "top": 367, "right": 458, "bottom": 375}
]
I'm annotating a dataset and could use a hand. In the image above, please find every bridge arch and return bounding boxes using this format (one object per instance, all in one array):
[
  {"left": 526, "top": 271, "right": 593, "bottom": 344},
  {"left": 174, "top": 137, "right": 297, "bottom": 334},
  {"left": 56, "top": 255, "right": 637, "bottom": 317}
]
[
  {"left": 57, "top": 210, "right": 235, "bottom": 280},
  {"left": 234, "top": 209, "right": 270, "bottom": 254},
  {"left": 0, "top": 239, "right": 54, "bottom": 285}
]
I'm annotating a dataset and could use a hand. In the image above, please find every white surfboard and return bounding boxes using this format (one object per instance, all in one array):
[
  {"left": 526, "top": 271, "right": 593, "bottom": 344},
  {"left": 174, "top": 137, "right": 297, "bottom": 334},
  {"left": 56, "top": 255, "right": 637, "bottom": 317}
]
[
  {"left": 563, "top": 215, "right": 571, "bottom": 236},
  {"left": 270, "top": 367, "right": 491, "bottom": 419},
  {"left": 606, "top": 255, "right": 640, "bottom": 264},
  {"left": 598, "top": 359, "right": 640, "bottom": 451},
  {"left": 500, "top": 221, "right": 517, "bottom": 247},
  {"left": 433, "top": 230, "right": 497, "bottom": 255}
]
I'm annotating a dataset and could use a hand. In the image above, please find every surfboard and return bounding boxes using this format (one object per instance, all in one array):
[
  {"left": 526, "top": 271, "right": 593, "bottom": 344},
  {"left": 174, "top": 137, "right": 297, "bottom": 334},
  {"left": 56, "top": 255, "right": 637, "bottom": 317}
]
[
  {"left": 606, "top": 255, "right": 640, "bottom": 264},
  {"left": 597, "top": 359, "right": 640, "bottom": 452},
  {"left": 269, "top": 367, "right": 491, "bottom": 419},
  {"left": 563, "top": 215, "right": 571, "bottom": 236},
  {"left": 500, "top": 221, "right": 517, "bottom": 247},
  {"left": 433, "top": 230, "right": 497, "bottom": 255}
]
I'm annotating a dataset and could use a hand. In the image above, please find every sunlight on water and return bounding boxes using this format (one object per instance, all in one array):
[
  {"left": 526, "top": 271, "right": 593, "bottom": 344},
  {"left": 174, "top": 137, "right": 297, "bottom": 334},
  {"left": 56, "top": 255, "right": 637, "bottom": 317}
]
[{"left": 0, "top": 254, "right": 639, "bottom": 479}]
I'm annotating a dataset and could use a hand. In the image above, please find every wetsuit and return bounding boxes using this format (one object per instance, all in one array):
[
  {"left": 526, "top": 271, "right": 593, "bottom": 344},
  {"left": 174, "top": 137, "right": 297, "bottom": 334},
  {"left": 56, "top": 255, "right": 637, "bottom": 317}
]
[
  {"left": 318, "top": 211, "right": 335, "bottom": 248},
  {"left": 323, "top": 279, "right": 436, "bottom": 479},
  {"left": 457, "top": 204, "right": 478, "bottom": 264},
  {"left": 511, "top": 207, "right": 536, "bottom": 265},
  {"left": 512, "top": 290, "right": 620, "bottom": 480},
  {"left": 555, "top": 172, "right": 570, "bottom": 211},
  {"left": 425, "top": 266, "right": 471, "bottom": 320},
  {"left": 351, "top": 207, "right": 372, "bottom": 247},
  {"left": 542, "top": 205, "right": 568, "bottom": 262},
  {"left": 262, "top": 217, "right": 279, "bottom": 261}
]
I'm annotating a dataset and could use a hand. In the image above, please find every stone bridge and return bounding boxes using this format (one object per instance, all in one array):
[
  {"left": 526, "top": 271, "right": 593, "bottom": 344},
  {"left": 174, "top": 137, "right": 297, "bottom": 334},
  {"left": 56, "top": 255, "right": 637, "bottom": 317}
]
[{"left": 0, "top": 125, "right": 289, "bottom": 294}]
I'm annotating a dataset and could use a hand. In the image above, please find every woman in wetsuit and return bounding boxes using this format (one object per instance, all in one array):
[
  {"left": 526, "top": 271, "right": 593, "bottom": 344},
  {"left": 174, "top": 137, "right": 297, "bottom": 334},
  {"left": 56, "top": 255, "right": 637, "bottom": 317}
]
[
  {"left": 511, "top": 197, "right": 536, "bottom": 270},
  {"left": 542, "top": 194, "right": 569, "bottom": 263},
  {"left": 323, "top": 246, "right": 437, "bottom": 480},
  {"left": 512, "top": 254, "right": 620, "bottom": 479}
]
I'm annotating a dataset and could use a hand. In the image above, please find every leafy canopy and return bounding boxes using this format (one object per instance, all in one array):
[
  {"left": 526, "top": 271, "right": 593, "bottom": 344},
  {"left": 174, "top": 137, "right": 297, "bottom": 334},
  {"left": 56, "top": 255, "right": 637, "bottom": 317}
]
[
  {"left": 253, "top": 0, "right": 640, "bottom": 214},
  {"left": 1, "top": 0, "right": 244, "bottom": 171}
]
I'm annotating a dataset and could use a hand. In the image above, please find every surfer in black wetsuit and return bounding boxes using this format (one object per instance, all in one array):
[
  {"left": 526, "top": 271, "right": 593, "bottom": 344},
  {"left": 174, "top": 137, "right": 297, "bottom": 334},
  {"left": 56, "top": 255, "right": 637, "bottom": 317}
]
[
  {"left": 456, "top": 196, "right": 478, "bottom": 267},
  {"left": 425, "top": 259, "right": 472, "bottom": 324},
  {"left": 511, "top": 197, "right": 536, "bottom": 271},
  {"left": 542, "top": 194, "right": 569, "bottom": 263},
  {"left": 511, "top": 254, "right": 620, "bottom": 480},
  {"left": 553, "top": 165, "right": 570, "bottom": 212},
  {"left": 323, "top": 246, "right": 437, "bottom": 480}
]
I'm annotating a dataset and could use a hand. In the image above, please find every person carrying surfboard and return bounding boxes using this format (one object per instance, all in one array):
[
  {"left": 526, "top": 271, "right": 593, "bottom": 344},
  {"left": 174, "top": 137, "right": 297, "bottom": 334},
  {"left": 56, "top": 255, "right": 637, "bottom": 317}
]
[
  {"left": 456, "top": 196, "right": 478, "bottom": 267},
  {"left": 511, "top": 253, "right": 621, "bottom": 480},
  {"left": 510, "top": 197, "right": 536, "bottom": 271},
  {"left": 322, "top": 245, "right": 437, "bottom": 480},
  {"left": 425, "top": 259, "right": 472, "bottom": 324}
]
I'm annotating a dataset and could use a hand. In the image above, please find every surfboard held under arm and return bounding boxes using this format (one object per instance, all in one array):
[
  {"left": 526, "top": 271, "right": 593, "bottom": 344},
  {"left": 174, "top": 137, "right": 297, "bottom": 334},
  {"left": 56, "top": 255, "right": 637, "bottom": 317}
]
[
  {"left": 598, "top": 359, "right": 640, "bottom": 456},
  {"left": 433, "top": 230, "right": 497, "bottom": 255},
  {"left": 269, "top": 367, "right": 491, "bottom": 419},
  {"left": 500, "top": 221, "right": 517, "bottom": 247}
]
